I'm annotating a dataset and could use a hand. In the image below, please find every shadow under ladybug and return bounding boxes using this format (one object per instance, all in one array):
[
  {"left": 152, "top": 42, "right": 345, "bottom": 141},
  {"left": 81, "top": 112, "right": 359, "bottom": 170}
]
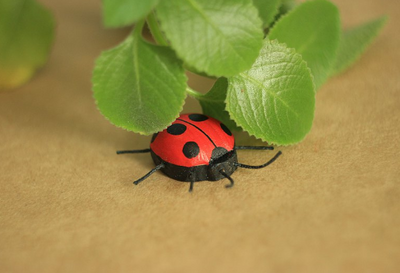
[{"left": 117, "top": 114, "right": 282, "bottom": 192}]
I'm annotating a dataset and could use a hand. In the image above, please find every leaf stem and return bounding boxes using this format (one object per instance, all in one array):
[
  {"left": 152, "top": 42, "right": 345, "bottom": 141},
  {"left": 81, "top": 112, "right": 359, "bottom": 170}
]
[
  {"left": 186, "top": 87, "right": 204, "bottom": 99},
  {"left": 147, "top": 12, "right": 169, "bottom": 46},
  {"left": 133, "top": 19, "right": 146, "bottom": 38}
]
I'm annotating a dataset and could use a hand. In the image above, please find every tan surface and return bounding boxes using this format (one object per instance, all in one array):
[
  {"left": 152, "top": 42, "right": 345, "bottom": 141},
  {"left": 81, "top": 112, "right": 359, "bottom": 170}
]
[{"left": 1, "top": 0, "right": 400, "bottom": 272}]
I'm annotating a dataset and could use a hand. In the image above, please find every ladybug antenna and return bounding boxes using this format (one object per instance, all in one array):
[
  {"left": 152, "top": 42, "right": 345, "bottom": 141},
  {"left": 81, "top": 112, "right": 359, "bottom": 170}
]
[
  {"left": 134, "top": 163, "right": 164, "bottom": 185},
  {"left": 116, "top": 149, "right": 151, "bottom": 154},
  {"left": 219, "top": 170, "right": 234, "bottom": 188},
  {"left": 235, "top": 146, "right": 274, "bottom": 150},
  {"left": 235, "top": 151, "right": 282, "bottom": 169}
]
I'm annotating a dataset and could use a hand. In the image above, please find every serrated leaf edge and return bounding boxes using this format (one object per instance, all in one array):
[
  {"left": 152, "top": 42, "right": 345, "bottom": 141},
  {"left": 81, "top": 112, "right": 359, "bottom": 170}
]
[
  {"left": 92, "top": 35, "right": 188, "bottom": 135},
  {"left": 225, "top": 39, "right": 316, "bottom": 146},
  {"left": 268, "top": 0, "right": 340, "bottom": 89},
  {"left": 332, "top": 15, "right": 388, "bottom": 76}
]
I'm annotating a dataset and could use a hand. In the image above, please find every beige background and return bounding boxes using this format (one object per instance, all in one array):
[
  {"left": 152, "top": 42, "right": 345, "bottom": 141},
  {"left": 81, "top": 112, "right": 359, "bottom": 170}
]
[{"left": 1, "top": 0, "right": 399, "bottom": 272}]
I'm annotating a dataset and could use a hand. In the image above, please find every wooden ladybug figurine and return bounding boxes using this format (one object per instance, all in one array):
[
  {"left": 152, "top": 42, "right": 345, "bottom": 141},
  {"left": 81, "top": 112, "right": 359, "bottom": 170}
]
[{"left": 117, "top": 113, "right": 282, "bottom": 192}]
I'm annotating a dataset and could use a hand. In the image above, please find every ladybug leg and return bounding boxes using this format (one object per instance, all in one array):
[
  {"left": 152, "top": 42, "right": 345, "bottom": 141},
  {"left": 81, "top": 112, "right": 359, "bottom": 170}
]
[
  {"left": 188, "top": 171, "right": 195, "bottom": 192},
  {"left": 235, "top": 151, "right": 282, "bottom": 169},
  {"left": 134, "top": 163, "right": 164, "bottom": 185},
  {"left": 219, "top": 170, "right": 234, "bottom": 188},
  {"left": 235, "top": 146, "right": 274, "bottom": 150},
  {"left": 116, "top": 149, "right": 151, "bottom": 154},
  {"left": 189, "top": 181, "right": 195, "bottom": 192}
]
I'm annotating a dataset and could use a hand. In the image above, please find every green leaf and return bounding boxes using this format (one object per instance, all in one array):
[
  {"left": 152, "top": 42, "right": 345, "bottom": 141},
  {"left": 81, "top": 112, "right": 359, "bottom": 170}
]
[
  {"left": 0, "top": 0, "right": 54, "bottom": 89},
  {"left": 198, "top": 78, "right": 241, "bottom": 131},
  {"left": 156, "top": 0, "right": 263, "bottom": 77},
  {"left": 279, "top": 0, "right": 296, "bottom": 15},
  {"left": 92, "top": 26, "right": 187, "bottom": 135},
  {"left": 102, "top": 0, "right": 160, "bottom": 28},
  {"left": 226, "top": 40, "right": 315, "bottom": 145},
  {"left": 332, "top": 16, "right": 388, "bottom": 76},
  {"left": 252, "top": 0, "right": 281, "bottom": 28},
  {"left": 268, "top": 0, "right": 340, "bottom": 89}
]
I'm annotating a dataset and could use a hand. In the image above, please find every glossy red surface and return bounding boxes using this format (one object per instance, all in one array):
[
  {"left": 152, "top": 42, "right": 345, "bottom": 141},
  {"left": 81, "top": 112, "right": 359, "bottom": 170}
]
[{"left": 150, "top": 114, "right": 235, "bottom": 167}]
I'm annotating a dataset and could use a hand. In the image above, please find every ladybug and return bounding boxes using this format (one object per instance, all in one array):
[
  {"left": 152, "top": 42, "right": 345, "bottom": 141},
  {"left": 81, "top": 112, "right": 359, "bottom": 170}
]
[{"left": 117, "top": 113, "right": 282, "bottom": 192}]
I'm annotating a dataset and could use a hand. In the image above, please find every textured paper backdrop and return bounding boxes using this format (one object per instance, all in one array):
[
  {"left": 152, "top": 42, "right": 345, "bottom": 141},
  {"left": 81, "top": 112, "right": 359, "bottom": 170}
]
[{"left": 1, "top": 0, "right": 399, "bottom": 272}]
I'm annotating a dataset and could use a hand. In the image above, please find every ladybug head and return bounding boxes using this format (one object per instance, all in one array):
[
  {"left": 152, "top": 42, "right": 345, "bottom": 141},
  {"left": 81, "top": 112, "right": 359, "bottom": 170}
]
[{"left": 207, "top": 147, "right": 238, "bottom": 181}]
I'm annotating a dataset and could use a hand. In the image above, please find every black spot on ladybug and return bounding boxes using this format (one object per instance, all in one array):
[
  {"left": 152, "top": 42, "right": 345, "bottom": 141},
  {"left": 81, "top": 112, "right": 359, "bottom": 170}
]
[
  {"left": 151, "top": 133, "right": 158, "bottom": 143},
  {"left": 189, "top": 114, "right": 208, "bottom": 122},
  {"left": 182, "top": 142, "right": 200, "bottom": 159},
  {"left": 210, "top": 147, "right": 228, "bottom": 162},
  {"left": 220, "top": 123, "right": 232, "bottom": 136},
  {"left": 167, "top": 124, "right": 187, "bottom": 135}
]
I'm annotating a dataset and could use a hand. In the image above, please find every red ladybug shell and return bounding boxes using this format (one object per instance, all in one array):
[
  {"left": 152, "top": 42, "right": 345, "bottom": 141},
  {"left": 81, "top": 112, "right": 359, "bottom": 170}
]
[{"left": 150, "top": 113, "right": 235, "bottom": 167}]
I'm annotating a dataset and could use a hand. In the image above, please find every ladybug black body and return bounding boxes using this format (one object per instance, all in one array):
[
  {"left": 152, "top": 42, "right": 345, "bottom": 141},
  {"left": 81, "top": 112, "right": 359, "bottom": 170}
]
[{"left": 117, "top": 113, "right": 282, "bottom": 191}]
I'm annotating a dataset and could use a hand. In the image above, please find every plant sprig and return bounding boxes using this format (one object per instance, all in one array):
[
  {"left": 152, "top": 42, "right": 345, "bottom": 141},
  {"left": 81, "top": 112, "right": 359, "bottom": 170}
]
[{"left": 93, "top": 0, "right": 387, "bottom": 145}]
